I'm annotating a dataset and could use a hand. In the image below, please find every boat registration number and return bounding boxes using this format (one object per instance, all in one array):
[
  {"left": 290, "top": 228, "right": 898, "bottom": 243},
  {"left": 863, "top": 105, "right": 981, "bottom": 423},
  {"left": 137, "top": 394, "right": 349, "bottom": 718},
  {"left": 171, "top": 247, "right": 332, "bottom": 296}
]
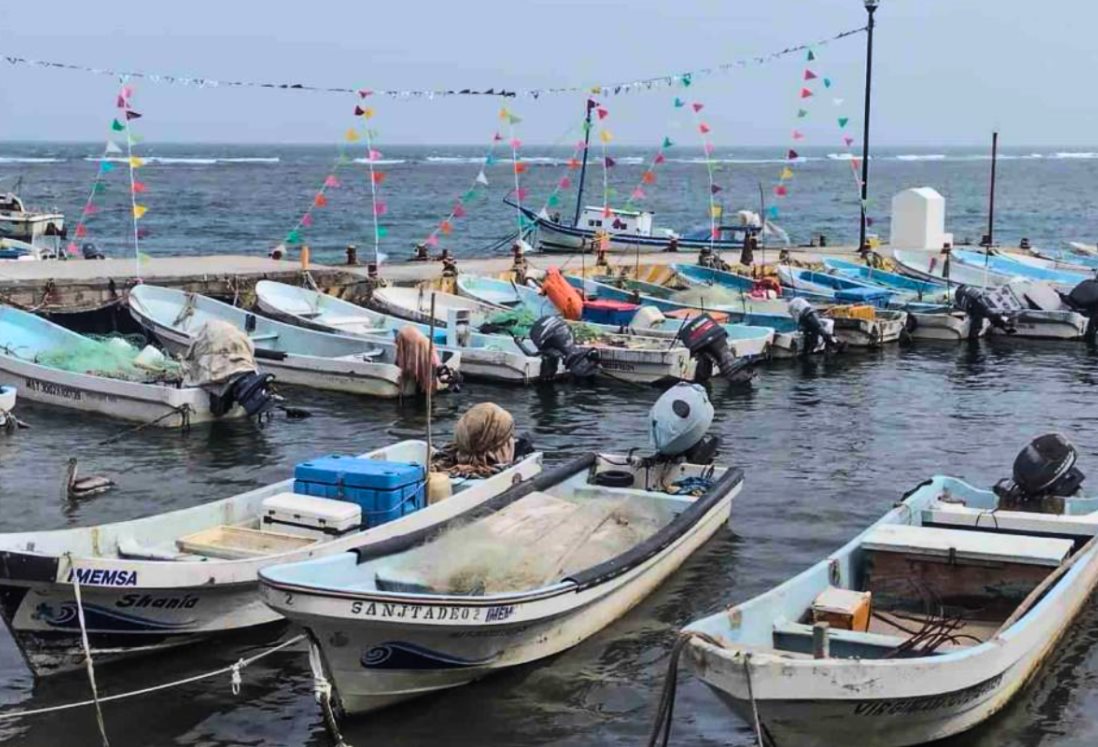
[
  {"left": 349, "top": 601, "right": 516, "bottom": 623},
  {"left": 852, "top": 673, "right": 1003, "bottom": 716}
]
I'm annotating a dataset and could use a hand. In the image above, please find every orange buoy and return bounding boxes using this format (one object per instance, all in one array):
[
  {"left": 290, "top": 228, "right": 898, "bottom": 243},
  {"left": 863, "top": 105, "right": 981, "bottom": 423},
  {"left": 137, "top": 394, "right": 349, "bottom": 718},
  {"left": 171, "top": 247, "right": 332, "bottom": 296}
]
[{"left": 541, "top": 267, "right": 584, "bottom": 320}]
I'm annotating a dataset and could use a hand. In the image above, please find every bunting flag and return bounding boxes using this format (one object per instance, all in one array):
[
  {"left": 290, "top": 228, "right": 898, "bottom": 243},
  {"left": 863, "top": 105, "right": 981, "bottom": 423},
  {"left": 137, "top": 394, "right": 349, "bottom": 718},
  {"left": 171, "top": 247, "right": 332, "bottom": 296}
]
[
  {"left": 536, "top": 109, "right": 591, "bottom": 218},
  {"left": 684, "top": 98, "right": 722, "bottom": 245},
  {"left": 105, "top": 140, "right": 122, "bottom": 154},
  {"left": 800, "top": 88, "right": 813, "bottom": 99},
  {"left": 133, "top": 204, "right": 148, "bottom": 219},
  {"left": 770, "top": 54, "right": 823, "bottom": 219},
  {"left": 421, "top": 122, "right": 507, "bottom": 251},
  {"left": 804, "top": 70, "right": 817, "bottom": 81},
  {"left": 125, "top": 110, "right": 142, "bottom": 120},
  {"left": 111, "top": 119, "right": 124, "bottom": 132},
  {"left": 502, "top": 105, "right": 526, "bottom": 234}
]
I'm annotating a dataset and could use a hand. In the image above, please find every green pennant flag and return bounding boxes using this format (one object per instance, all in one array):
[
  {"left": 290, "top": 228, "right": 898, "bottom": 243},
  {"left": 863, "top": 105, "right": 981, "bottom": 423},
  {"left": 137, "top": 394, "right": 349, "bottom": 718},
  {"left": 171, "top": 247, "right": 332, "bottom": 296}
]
[
  {"left": 92, "top": 182, "right": 108, "bottom": 194},
  {"left": 485, "top": 154, "right": 496, "bottom": 165},
  {"left": 662, "top": 136, "right": 673, "bottom": 148},
  {"left": 111, "top": 119, "right": 125, "bottom": 132},
  {"left": 806, "top": 50, "right": 816, "bottom": 61},
  {"left": 547, "top": 194, "right": 560, "bottom": 207},
  {"left": 519, "top": 215, "right": 535, "bottom": 229},
  {"left": 624, "top": 202, "right": 636, "bottom": 212},
  {"left": 507, "top": 113, "right": 522, "bottom": 125},
  {"left": 823, "top": 78, "right": 832, "bottom": 88},
  {"left": 286, "top": 229, "right": 301, "bottom": 245},
  {"left": 377, "top": 226, "right": 389, "bottom": 238},
  {"left": 681, "top": 73, "right": 692, "bottom": 87},
  {"left": 137, "top": 251, "right": 152, "bottom": 264},
  {"left": 606, "top": 187, "right": 618, "bottom": 197},
  {"left": 582, "top": 120, "right": 592, "bottom": 132},
  {"left": 462, "top": 189, "right": 477, "bottom": 202},
  {"left": 797, "top": 109, "right": 808, "bottom": 119},
  {"left": 673, "top": 98, "right": 685, "bottom": 108},
  {"left": 838, "top": 117, "right": 849, "bottom": 128}
]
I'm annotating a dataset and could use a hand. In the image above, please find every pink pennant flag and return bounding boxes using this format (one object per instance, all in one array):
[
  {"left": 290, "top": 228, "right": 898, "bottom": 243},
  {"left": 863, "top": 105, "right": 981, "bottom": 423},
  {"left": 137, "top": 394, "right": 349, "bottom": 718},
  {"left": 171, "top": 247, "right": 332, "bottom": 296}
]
[
  {"left": 82, "top": 204, "right": 98, "bottom": 216},
  {"left": 843, "top": 136, "right": 854, "bottom": 147},
  {"left": 792, "top": 130, "right": 804, "bottom": 140},
  {"left": 559, "top": 177, "right": 572, "bottom": 189},
  {"left": 654, "top": 153, "right": 666, "bottom": 165},
  {"left": 692, "top": 102, "right": 704, "bottom": 113},
  {"left": 603, "top": 206, "right": 613, "bottom": 218},
  {"left": 703, "top": 142, "right": 714, "bottom": 155},
  {"left": 116, "top": 95, "right": 127, "bottom": 108},
  {"left": 631, "top": 188, "right": 646, "bottom": 200},
  {"left": 575, "top": 140, "right": 587, "bottom": 150},
  {"left": 775, "top": 185, "right": 789, "bottom": 197},
  {"left": 453, "top": 204, "right": 466, "bottom": 218},
  {"left": 358, "top": 89, "right": 373, "bottom": 98},
  {"left": 74, "top": 224, "right": 88, "bottom": 238},
  {"left": 596, "top": 108, "right": 609, "bottom": 120},
  {"left": 494, "top": 133, "right": 503, "bottom": 142},
  {"left": 516, "top": 187, "right": 529, "bottom": 200},
  {"left": 699, "top": 123, "right": 711, "bottom": 134},
  {"left": 374, "top": 201, "right": 388, "bottom": 216},
  {"left": 804, "top": 70, "right": 818, "bottom": 81},
  {"left": 510, "top": 138, "right": 522, "bottom": 149},
  {"left": 301, "top": 214, "right": 314, "bottom": 227},
  {"left": 324, "top": 175, "right": 341, "bottom": 188},
  {"left": 710, "top": 227, "right": 721, "bottom": 239},
  {"left": 850, "top": 158, "right": 862, "bottom": 170},
  {"left": 368, "top": 149, "right": 383, "bottom": 161},
  {"left": 131, "top": 181, "right": 147, "bottom": 193},
  {"left": 800, "top": 88, "right": 813, "bottom": 99},
  {"left": 425, "top": 235, "right": 439, "bottom": 246},
  {"left": 66, "top": 242, "right": 80, "bottom": 255},
  {"left": 120, "top": 85, "right": 133, "bottom": 99}
]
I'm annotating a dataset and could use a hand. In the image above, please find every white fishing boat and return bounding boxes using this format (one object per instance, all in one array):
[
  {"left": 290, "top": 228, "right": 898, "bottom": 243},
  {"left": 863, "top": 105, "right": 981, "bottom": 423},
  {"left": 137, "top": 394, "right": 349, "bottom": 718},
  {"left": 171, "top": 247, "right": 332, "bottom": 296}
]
[
  {"left": 0, "top": 236, "right": 56, "bottom": 261},
  {"left": 369, "top": 285, "right": 497, "bottom": 327},
  {"left": 0, "top": 191, "right": 64, "bottom": 244},
  {"left": 129, "top": 285, "right": 462, "bottom": 398},
  {"left": 1068, "top": 241, "right": 1098, "bottom": 257},
  {"left": 976, "top": 281, "right": 1088, "bottom": 340},
  {"left": 683, "top": 434, "right": 1098, "bottom": 747},
  {"left": 260, "top": 385, "right": 742, "bottom": 716},
  {"left": 906, "top": 311, "right": 989, "bottom": 341},
  {"left": 824, "top": 309, "right": 907, "bottom": 348},
  {"left": 255, "top": 281, "right": 548, "bottom": 384},
  {"left": 892, "top": 248, "right": 1015, "bottom": 287},
  {"left": 0, "top": 438, "right": 542, "bottom": 676},
  {"left": 0, "top": 307, "right": 252, "bottom": 426}
]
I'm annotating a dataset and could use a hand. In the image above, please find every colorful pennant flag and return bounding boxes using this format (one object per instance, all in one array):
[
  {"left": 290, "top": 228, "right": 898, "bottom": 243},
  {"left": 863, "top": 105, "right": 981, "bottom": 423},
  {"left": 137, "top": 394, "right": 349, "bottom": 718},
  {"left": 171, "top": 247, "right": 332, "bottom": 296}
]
[{"left": 133, "top": 204, "right": 148, "bottom": 220}]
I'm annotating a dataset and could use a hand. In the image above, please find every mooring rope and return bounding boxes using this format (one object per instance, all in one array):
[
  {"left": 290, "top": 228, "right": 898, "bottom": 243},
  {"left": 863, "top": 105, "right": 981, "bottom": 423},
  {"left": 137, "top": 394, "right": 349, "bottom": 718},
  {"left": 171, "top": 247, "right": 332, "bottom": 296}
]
[
  {"left": 308, "top": 637, "right": 352, "bottom": 747},
  {"left": 96, "top": 403, "right": 192, "bottom": 446},
  {"left": 67, "top": 553, "right": 111, "bottom": 747}
]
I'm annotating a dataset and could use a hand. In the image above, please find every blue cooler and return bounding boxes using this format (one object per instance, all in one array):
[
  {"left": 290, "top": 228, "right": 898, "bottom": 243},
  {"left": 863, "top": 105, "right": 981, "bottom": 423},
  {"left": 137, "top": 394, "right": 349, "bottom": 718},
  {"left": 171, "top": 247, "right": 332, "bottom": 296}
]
[
  {"left": 834, "top": 287, "right": 893, "bottom": 309},
  {"left": 293, "top": 455, "right": 426, "bottom": 528}
]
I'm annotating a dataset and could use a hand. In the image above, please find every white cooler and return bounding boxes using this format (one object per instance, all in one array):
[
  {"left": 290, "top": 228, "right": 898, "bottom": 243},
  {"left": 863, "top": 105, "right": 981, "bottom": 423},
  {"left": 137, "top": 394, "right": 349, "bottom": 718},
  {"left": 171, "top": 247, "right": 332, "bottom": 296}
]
[{"left": 260, "top": 492, "right": 362, "bottom": 539}]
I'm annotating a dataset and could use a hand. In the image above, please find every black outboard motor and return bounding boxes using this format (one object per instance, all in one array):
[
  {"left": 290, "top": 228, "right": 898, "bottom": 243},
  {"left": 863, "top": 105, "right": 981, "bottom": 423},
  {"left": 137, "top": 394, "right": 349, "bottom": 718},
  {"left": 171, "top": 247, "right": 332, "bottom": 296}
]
[
  {"left": 526, "top": 316, "right": 600, "bottom": 379},
  {"left": 81, "top": 242, "right": 106, "bottom": 260},
  {"left": 1062, "top": 278, "right": 1098, "bottom": 342},
  {"left": 677, "top": 314, "right": 751, "bottom": 383},
  {"left": 953, "top": 285, "right": 1014, "bottom": 337},
  {"left": 994, "top": 433, "right": 1086, "bottom": 505},
  {"left": 788, "top": 298, "right": 840, "bottom": 353},
  {"left": 209, "top": 371, "right": 277, "bottom": 418}
]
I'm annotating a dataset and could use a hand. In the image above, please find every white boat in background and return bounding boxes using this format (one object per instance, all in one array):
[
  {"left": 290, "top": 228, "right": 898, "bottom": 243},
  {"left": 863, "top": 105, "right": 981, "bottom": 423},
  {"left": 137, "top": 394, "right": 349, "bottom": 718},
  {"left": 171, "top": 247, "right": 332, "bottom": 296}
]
[
  {"left": 255, "top": 281, "right": 548, "bottom": 384},
  {"left": 892, "top": 249, "right": 1015, "bottom": 287},
  {"left": 684, "top": 434, "right": 1098, "bottom": 747},
  {"left": 0, "top": 191, "right": 64, "bottom": 244},
  {"left": 129, "top": 285, "right": 462, "bottom": 398},
  {"left": 369, "top": 286, "right": 497, "bottom": 327},
  {"left": 0, "top": 307, "right": 242, "bottom": 426},
  {"left": 261, "top": 385, "right": 743, "bottom": 716},
  {"left": 0, "top": 236, "right": 57, "bottom": 261},
  {"left": 1068, "top": 241, "right": 1098, "bottom": 257},
  {"left": 0, "top": 440, "right": 542, "bottom": 676},
  {"left": 907, "top": 311, "right": 989, "bottom": 341}
]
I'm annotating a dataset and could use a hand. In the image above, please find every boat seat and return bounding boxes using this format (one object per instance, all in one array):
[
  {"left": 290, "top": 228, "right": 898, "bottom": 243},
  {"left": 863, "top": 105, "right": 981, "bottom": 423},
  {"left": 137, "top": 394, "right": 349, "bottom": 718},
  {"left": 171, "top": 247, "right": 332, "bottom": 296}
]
[
  {"left": 862, "top": 524, "right": 1073, "bottom": 568},
  {"left": 176, "top": 525, "right": 315, "bottom": 560},
  {"left": 773, "top": 617, "right": 908, "bottom": 651},
  {"left": 117, "top": 536, "right": 198, "bottom": 562}
]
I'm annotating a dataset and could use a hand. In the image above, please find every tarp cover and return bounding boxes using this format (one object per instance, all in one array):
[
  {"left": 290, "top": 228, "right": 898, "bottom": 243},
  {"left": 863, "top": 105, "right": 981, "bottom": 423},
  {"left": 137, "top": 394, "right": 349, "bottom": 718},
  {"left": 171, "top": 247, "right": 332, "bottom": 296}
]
[{"left": 181, "top": 320, "right": 257, "bottom": 386}]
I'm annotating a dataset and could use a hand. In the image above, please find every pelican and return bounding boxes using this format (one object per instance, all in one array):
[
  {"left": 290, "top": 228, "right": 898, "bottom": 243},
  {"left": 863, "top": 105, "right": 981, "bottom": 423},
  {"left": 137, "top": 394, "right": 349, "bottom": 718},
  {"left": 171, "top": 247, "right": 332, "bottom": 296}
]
[{"left": 64, "top": 458, "right": 115, "bottom": 499}]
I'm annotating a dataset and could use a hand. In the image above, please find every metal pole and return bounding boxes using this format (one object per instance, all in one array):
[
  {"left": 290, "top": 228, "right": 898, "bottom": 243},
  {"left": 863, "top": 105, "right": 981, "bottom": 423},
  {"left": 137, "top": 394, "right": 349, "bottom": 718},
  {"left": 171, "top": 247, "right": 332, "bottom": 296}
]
[
  {"left": 987, "top": 131, "right": 998, "bottom": 247},
  {"left": 572, "top": 99, "right": 595, "bottom": 227},
  {"left": 858, "top": 2, "right": 877, "bottom": 252}
]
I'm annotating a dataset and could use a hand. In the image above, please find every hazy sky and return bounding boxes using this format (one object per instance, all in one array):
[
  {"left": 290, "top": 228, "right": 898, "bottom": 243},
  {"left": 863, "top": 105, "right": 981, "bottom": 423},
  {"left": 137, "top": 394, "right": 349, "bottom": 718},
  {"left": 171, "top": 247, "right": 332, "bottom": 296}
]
[{"left": 1, "top": 1, "right": 1094, "bottom": 146}]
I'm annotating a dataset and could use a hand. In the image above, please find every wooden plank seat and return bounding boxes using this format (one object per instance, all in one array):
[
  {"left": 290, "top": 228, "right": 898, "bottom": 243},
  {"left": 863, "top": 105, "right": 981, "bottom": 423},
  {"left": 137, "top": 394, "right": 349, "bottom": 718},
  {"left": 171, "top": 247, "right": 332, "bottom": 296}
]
[{"left": 862, "top": 524, "right": 1073, "bottom": 568}]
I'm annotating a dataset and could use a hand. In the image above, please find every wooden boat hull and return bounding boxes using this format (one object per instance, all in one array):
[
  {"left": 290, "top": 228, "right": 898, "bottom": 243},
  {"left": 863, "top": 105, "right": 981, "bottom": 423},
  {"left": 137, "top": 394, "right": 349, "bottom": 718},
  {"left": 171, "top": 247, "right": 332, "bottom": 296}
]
[
  {"left": 260, "top": 456, "right": 744, "bottom": 715},
  {"left": 0, "top": 445, "right": 542, "bottom": 676}
]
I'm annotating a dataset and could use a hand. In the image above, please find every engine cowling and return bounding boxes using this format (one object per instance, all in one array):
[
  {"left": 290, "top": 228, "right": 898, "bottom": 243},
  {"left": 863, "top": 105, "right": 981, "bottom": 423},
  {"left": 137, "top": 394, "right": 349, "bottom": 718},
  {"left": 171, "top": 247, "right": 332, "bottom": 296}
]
[{"left": 528, "top": 316, "right": 600, "bottom": 379}]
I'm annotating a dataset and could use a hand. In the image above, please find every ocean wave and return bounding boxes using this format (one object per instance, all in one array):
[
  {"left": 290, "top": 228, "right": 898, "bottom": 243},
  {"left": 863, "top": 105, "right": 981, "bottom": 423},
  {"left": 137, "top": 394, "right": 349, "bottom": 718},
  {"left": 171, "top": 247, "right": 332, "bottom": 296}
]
[
  {"left": 669, "top": 157, "right": 812, "bottom": 164},
  {"left": 219, "top": 157, "right": 280, "bottom": 163},
  {"left": 352, "top": 158, "right": 407, "bottom": 164},
  {"left": 895, "top": 154, "right": 946, "bottom": 161},
  {"left": 0, "top": 156, "right": 65, "bottom": 163},
  {"left": 1051, "top": 152, "right": 1098, "bottom": 159},
  {"left": 83, "top": 156, "right": 278, "bottom": 165}
]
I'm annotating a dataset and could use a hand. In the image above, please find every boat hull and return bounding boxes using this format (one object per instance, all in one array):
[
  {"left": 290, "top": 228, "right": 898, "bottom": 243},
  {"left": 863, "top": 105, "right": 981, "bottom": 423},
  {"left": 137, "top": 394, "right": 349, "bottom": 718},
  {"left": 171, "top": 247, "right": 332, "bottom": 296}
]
[
  {"left": 907, "top": 312, "right": 988, "bottom": 341},
  {"left": 264, "top": 474, "right": 739, "bottom": 715},
  {"left": 0, "top": 212, "right": 64, "bottom": 242},
  {"left": 993, "top": 310, "right": 1087, "bottom": 340},
  {"left": 828, "top": 313, "right": 907, "bottom": 348},
  {"left": 536, "top": 219, "right": 743, "bottom": 255}
]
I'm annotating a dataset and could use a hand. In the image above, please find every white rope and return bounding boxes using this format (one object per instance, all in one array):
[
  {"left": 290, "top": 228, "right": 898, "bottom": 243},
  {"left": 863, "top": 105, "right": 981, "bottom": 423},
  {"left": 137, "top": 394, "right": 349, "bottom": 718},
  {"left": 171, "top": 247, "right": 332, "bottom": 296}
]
[
  {"left": 308, "top": 637, "right": 351, "bottom": 747},
  {"left": 67, "top": 554, "right": 111, "bottom": 747},
  {"left": 742, "top": 653, "right": 764, "bottom": 747},
  {"left": 0, "top": 633, "right": 305, "bottom": 721}
]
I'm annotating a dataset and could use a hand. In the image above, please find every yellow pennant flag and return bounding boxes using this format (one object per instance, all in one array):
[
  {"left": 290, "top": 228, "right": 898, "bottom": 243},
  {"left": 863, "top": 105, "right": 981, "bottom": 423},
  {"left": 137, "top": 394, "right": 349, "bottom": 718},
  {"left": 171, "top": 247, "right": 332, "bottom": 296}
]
[
  {"left": 362, "top": 107, "right": 374, "bottom": 120},
  {"left": 599, "top": 130, "right": 612, "bottom": 144},
  {"left": 780, "top": 167, "right": 794, "bottom": 180},
  {"left": 345, "top": 128, "right": 360, "bottom": 142},
  {"left": 129, "top": 157, "right": 145, "bottom": 168},
  {"left": 499, "top": 107, "right": 510, "bottom": 120},
  {"left": 133, "top": 204, "right": 148, "bottom": 220},
  {"left": 710, "top": 205, "right": 723, "bottom": 219}
]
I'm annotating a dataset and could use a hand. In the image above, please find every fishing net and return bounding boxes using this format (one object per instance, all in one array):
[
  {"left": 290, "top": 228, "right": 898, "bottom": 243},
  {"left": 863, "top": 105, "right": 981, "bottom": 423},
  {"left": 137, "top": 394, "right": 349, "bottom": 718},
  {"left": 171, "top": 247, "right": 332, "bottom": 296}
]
[
  {"left": 34, "top": 334, "right": 180, "bottom": 383},
  {"left": 668, "top": 285, "right": 750, "bottom": 309},
  {"left": 377, "top": 493, "right": 673, "bottom": 595},
  {"left": 478, "top": 308, "right": 602, "bottom": 343}
]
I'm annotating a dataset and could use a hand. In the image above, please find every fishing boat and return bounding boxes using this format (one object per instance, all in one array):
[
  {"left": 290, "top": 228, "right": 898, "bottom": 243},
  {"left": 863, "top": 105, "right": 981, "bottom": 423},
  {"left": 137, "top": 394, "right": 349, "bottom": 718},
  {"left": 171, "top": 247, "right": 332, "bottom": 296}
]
[
  {"left": 777, "top": 266, "right": 895, "bottom": 308},
  {"left": 369, "top": 285, "right": 497, "bottom": 327},
  {"left": 892, "top": 249, "right": 1015, "bottom": 287},
  {"left": 973, "top": 281, "right": 1089, "bottom": 340},
  {"left": 674, "top": 262, "right": 832, "bottom": 304},
  {"left": 951, "top": 249, "right": 1088, "bottom": 288},
  {"left": 0, "top": 307, "right": 245, "bottom": 426},
  {"left": 0, "top": 385, "right": 16, "bottom": 429},
  {"left": 0, "top": 191, "right": 64, "bottom": 243},
  {"left": 254, "top": 281, "right": 548, "bottom": 384},
  {"left": 905, "top": 311, "right": 989, "bottom": 341},
  {"left": 128, "top": 285, "right": 461, "bottom": 398},
  {"left": 0, "top": 439, "right": 542, "bottom": 676},
  {"left": 260, "top": 384, "right": 743, "bottom": 716},
  {"left": 0, "top": 236, "right": 55, "bottom": 261},
  {"left": 1067, "top": 241, "right": 1098, "bottom": 257},
  {"left": 683, "top": 433, "right": 1098, "bottom": 747},
  {"left": 1030, "top": 246, "right": 1098, "bottom": 270},
  {"left": 824, "top": 308, "right": 908, "bottom": 348},
  {"left": 822, "top": 258, "right": 950, "bottom": 303}
]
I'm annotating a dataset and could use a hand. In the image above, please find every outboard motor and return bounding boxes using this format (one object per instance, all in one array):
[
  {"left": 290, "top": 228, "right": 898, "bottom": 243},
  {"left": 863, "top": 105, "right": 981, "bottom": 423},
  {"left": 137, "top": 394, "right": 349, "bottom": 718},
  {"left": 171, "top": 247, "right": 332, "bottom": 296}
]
[
  {"left": 953, "top": 285, "right": 1014, "bottom": 337},
  {"left": 1063, "top": 278, "right": 1098, "bottom": 342},
  {"left": 994, "top": 433, "right": 1085, "bottom": 507},
  {"left": 527, "top": 316, "right": 599, "bottom": 379},
  {"left": 649, "top": 382, "right": 719, "bottom": 464},
  {"left": 788, "top": 297, "right": 840, "bottom": 353},
  {"left": 81, "top": 242, "right": 106, "bottom": 260},
  {"left": 209, "top": 371, "right": 277, "bottom": 418},
  {"left": 677, "top": 314, "right": 753, "bottom": 383}
]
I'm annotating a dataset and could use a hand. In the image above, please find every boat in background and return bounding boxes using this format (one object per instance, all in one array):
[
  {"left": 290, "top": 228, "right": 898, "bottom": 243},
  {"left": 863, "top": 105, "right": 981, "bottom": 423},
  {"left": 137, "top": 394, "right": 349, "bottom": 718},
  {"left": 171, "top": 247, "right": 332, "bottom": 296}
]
[
  {"left": 129, "top": 285, "right": 462, "bottom": 398},
  {"left": 0, "top": 439, "right": 542, "bottom": 676},
  {"left": 255, "top": 281, "right": 549, "bottom": 384},
  {"left": 892, "top": 249, "right": 1015, "bottom": 287},
  {"left": 0, "top": 385, "right": 16, "bottom": 429},
  {"left": 824, "top": 307, "right": 908, "bottom": 348},
  {"left": 951, "top": 249, "right": 1088, "bottom": 289},
  {"left": 822, "top": 257, "right": 950, "bottom": 302},
  {"left": 1068, "top": 241, "right": 1098, "bottom": 257},
  {"left": 0, "top": 191, "right": 64, "bottom": 245},
  {"left": 906, "top": 311, "right": 989, "bottom": 341},
  {"left": 369, "top": 285, "right": 498, "bottom": 327},
  {"left": 0, "top": 307, "right": 245, "bottom": 426},
  {"left": 684, "top": 434, "right": 1098, "bottom": 747},
  {"left": 777, "top": 266, "right": 895, "bottom": 308}
]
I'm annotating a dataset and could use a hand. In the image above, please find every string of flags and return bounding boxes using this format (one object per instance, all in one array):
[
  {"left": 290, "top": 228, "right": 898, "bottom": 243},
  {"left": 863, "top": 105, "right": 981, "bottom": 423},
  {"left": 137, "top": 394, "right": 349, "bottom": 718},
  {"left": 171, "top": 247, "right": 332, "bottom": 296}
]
[
  {"left": 686, "top": 98, "right": 722, "bottom": 242},
  {"left": 281, "top": 130, "right": 362, "bottom": 248},
  {"left": 769, "top": 49, "right": 823, "bottom": 219},
  {"left": 419, "top": 127, "right": 506, "bottom": 251},
  {"left": 623, "top": 131, "right": 672, "bottom": 212},
  {"left": 0, "top": 26, "right": 864, "bottom": 100},
  {"left": 120, "top": 85, "right": 150, "bottom": 273}
]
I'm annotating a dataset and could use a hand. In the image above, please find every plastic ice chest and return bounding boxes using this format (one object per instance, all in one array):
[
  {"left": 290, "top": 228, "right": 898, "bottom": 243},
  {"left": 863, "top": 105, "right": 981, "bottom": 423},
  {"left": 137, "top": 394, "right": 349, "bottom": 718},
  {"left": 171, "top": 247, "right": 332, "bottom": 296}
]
[
  {"left": 834, "top": 287, "right": 893, "bottom": 309},
  {"left": 293, "top": 455, "right": 426, "bottom": 529},
  {"left": 582, "top": 299, "right": 641, "bottom": 326}
]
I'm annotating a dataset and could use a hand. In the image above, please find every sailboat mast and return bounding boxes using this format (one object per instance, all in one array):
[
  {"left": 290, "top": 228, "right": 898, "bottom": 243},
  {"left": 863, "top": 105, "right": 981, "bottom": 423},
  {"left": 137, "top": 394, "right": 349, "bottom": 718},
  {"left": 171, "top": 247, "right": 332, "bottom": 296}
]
[
  {"left": 572, "top": 98, "right": 595, "bottom": 227},
  {"left": 986, "top": 131, "right": 998, "bottom": 247}
]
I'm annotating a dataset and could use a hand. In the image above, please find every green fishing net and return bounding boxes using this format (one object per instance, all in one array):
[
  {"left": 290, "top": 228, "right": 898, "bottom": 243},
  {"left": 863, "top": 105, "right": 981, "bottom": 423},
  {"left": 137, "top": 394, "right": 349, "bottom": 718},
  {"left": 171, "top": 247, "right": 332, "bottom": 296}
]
[
  {"left": 479, "top": 308, "right": 601, "bottom": 342},
  {"left": 35, "top": 334, "right": 180, "bottom": 383}
]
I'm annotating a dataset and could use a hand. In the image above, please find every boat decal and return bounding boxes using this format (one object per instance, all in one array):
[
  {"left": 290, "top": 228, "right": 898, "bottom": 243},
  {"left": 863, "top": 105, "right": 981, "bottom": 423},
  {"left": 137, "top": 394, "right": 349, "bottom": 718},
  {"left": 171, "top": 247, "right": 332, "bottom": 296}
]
[
  {"left": 350, "top": 600, "right": 486, "bottom": 622},
  {"left": 31, "top": 601, "right": 198, "bottom": 631},
  {"left": 23, "top": 377, "right": 82, "bottom": 401},
  {"left": 852, "top": 673, "right": 1004, "bottom": 716},
  {"left": 67, "top": 568, "right": 138, "bottom": 587},
  {"left": 361, "top": 641, "right": 498, "bottom": 670}
]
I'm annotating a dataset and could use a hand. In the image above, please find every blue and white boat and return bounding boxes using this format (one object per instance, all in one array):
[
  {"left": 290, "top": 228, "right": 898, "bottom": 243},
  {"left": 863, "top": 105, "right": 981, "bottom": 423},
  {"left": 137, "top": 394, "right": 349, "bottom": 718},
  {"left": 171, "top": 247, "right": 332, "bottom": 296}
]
[
  {"left": 952, "top": 249, "right": 1089, "bottom": 288},
  {"left": 777, "top": 265, "right": 895, "bottom": 308},
  {"left": 684, "top": 434, "right": 1098, "bottom": 747},
  {"left": 255, "top": 281, "right": 547, "bottom": 384},
  {"left": 822, "top": 258, "right": 950, "bottom": 302}
]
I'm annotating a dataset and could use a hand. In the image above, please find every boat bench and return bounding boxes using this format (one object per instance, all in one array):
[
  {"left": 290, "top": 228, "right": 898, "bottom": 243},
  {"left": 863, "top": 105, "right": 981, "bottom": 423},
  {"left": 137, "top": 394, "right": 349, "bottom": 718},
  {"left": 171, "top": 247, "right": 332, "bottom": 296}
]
[
  {"left": 862, "top": 524, "right": 1073, "bottom": 567},
  {"left": 772, "top": 617, "right": 911, "bottom": 658}
]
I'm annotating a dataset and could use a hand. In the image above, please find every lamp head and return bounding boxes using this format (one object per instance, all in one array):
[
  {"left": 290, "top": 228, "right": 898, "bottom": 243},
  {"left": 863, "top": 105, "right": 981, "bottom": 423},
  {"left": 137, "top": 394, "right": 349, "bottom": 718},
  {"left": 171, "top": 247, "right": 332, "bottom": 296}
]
[{"left": 865, "top": 0, "right": 879, "bottom": 8}]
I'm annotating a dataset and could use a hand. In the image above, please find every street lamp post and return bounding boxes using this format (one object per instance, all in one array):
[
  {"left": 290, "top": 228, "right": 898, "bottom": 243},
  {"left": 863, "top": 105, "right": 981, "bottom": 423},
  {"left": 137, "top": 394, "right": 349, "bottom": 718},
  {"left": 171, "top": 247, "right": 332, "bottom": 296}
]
[{"left": 858, "top": 0, "right": 878, "bottom": 254}]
